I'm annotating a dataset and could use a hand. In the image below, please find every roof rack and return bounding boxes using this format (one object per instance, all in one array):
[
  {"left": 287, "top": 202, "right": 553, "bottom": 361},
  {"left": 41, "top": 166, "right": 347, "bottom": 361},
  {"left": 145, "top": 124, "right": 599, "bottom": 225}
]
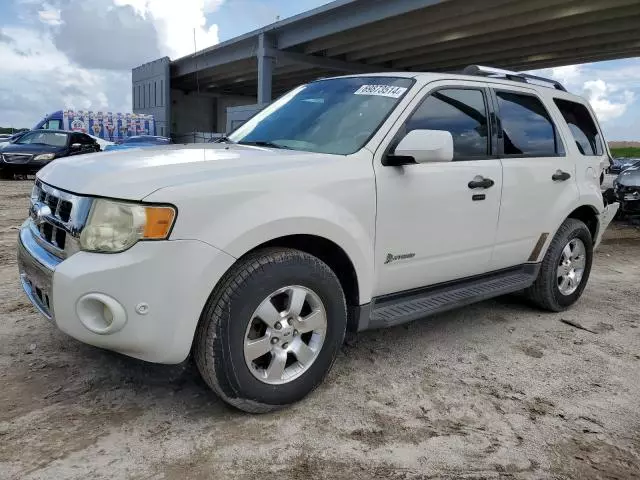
[{"left": 462, "top": 65, "right": 567, "bottom": 92}]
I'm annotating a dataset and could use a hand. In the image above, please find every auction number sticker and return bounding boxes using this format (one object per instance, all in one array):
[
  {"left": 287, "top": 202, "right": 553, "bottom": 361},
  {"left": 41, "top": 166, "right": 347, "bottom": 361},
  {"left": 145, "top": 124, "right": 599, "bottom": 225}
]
[{"left": 354, "top": 84, "right": 408, "bottom": 98}]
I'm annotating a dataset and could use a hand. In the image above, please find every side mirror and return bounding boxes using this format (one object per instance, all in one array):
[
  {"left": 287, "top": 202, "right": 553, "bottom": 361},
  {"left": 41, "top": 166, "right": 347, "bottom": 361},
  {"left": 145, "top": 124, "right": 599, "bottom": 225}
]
[
  {"left": 388, "top": 129, "right": 454, "bottom": 165},
  {"left": 71, "top": 143, "right": 81, "bottom": 150}
]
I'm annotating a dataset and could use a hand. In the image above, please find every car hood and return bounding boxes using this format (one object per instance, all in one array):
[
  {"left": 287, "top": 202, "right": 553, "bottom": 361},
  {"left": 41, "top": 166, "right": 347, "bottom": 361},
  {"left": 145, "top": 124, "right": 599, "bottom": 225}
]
[
  {"left": 1, "top": 143, "right": 66, "bottom": 155},
  {"left": 616, "top": 166, "right": 640, "bottom": 187},
  {"left": 37, "top": 143, "right": 336, "bottom": 199}
]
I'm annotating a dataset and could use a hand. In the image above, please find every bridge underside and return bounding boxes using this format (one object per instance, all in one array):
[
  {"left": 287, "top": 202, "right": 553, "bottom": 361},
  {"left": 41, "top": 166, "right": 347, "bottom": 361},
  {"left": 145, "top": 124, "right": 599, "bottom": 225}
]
[{"left": 171, "top": 0, "right": 640, "bottom": 100}]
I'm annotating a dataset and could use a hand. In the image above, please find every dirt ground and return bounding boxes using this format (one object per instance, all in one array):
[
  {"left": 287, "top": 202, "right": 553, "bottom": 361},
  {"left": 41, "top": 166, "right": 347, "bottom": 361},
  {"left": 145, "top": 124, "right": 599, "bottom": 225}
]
[{"left": 1, "top": 179, "right": 639, "bottom": 480}]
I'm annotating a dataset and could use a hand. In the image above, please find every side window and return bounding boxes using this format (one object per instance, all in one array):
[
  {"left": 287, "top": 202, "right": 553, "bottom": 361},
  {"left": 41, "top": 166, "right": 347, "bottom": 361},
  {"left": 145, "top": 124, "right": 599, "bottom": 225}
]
[
  {"left": 80, "top": 134, "right": 94, "bottom": 145},
  {"left": 553, "top": 98, "right": 603, "bottom": 156},
  {"left": 45, "top": 120, "right": 62, "bottom": 130},
  {"left": 404, "top": 88, "right": 489, "bottom": 160},
  {"left": 70, "top": 133, "right": 82, "bottom": 145},
  {"left": 496, "top": 91, "right": 559, "bottom": 157}
]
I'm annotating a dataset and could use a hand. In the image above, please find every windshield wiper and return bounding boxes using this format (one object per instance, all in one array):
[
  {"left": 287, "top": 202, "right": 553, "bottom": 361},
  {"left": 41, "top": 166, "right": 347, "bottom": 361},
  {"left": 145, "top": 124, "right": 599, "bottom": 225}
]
[{"left": 237, "top": 141, "right": 292, "bottom": 150}]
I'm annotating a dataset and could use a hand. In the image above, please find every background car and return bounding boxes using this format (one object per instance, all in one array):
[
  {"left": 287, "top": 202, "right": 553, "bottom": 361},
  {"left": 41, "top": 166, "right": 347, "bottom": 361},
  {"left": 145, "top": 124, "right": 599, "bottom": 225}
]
[
  {"left": 610, "top": 157, "right": 640, "bottom": 175},
  {"left": 88, "top": 134, "right": 114, "bottom": 151},
  {"left": 613, "top": 165, "right": 640, "bottom": 216},
  {"left": 104, "top": 135, "right": 172, "bottom": 151},
  {"left": 0, "top": 131, "right": 29, "bottom": 147},
  {"left": 0, "top": 130, "right": 100, "bottom": 179}
]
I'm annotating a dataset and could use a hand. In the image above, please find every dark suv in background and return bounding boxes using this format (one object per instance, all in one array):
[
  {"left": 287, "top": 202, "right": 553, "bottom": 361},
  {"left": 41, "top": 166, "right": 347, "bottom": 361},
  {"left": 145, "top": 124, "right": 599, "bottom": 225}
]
[{"left": 0, "top": 130, "right": 100, "bottom": 179}]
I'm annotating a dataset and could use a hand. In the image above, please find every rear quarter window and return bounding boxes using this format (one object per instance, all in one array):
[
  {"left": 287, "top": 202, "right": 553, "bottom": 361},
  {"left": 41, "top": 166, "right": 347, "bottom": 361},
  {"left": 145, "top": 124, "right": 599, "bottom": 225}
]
[{"left": 553, "top": 98, "right": 603, "bottom": 156}]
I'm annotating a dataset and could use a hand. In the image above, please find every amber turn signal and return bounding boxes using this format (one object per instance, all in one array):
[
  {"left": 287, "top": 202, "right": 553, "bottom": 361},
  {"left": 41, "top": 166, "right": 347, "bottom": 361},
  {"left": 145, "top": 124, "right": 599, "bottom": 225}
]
[{"left": 143, "top": 206, "right": 176, "bottom": 239}]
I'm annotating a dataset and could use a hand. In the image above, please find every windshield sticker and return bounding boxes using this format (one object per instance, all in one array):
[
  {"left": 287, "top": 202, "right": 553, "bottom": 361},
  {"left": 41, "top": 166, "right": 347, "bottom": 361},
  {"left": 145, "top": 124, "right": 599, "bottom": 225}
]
[{"left": 354, "top": 84, "right": 408, "bottom": 98}]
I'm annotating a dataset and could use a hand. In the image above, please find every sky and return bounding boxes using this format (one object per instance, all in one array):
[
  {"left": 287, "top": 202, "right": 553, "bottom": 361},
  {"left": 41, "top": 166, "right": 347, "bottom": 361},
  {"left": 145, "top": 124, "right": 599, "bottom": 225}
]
[{"left": 0, "top": 0, "right": 638, "bottom": 140}]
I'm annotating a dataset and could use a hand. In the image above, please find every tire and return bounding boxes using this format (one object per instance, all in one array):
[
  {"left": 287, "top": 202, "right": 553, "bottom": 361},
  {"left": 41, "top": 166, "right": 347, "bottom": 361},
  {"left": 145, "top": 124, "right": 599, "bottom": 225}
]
[
  {"left": 525, "top": 218, "right": 593, "bottom": 312},
  {"left": 194, "top": 247, "right": 347, "bottom": 413},
  {"left": 0, "top": 169, "right": 13, "bottom": 180}
]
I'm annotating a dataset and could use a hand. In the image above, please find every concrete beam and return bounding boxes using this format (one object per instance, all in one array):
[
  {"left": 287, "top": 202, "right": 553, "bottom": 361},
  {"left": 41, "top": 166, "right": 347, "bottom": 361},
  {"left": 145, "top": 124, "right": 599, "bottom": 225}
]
[
  {"left": 393, "top": 18, "right": 640, "bottom": 69},
  {"left": 257, "top": 34, "right": 276, "bottom": 104},
  {"left": 308, "top": 0, "right": 525, "bottom": 56},
  {"left": 277, "top": 0, "right": 442, "bottom": 50},
  {"left": 509, "top": 49, "right": 640, "bottom": 71},
  {"left": 172, "top": 38, "right": 256, "bottom": 78},
  {"left": 304, "top": 0, "right": 515, "bottom": 54},
  {"left": 340, "top": 0, "right": 638, "bottom": 59},
  {"left": 352, "top": 0, "right": 640, "bottom": 64},
  {"left": 411, "top": 36, "right": 640, "bottom": 72},
  {"left": 269, "top": 48, "right": 392, "bottom": 74},
  {"left": 419, "top": 39, "right": 640, "bottom": 73}
]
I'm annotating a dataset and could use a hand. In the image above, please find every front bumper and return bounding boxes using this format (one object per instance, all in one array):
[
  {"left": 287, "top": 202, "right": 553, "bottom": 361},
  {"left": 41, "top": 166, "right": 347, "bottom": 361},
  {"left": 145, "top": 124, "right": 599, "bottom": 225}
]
[
  {"left": 18, "top": 222, "right": 236, "bottom": 363},
  {"left": 613, "top": 185, "right": 640, "bottom": 214},
  {"left": 618, "top": 196, "right": 640, "bottom": 214},
  {"left": 1, "top": 157, "right": 50, "bottom": 173}
]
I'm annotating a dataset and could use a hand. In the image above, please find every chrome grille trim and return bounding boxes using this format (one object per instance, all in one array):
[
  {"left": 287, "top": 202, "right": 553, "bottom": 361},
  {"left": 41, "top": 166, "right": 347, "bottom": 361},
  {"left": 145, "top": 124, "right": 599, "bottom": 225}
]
[
  {"left": 2, "top": 153, "right": 33, "bottom": 164},
  {"left": 29, "top": 180, "right": 93, "bottom": 259},
  {"left": 17, "top": 224, "right": 61, "bottom": 321}
]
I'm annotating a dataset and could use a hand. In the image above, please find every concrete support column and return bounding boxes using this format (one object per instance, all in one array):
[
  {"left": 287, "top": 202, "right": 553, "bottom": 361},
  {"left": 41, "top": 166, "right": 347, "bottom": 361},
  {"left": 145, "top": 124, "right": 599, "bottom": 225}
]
[{"left": 257, "top": 33, "right": 276, "bottom": 104}]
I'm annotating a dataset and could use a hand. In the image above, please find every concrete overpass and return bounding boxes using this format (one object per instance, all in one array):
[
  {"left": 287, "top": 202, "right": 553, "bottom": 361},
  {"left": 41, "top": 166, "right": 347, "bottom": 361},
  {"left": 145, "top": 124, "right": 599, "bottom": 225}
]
[{"left": 132, "top": 0, "right": 640, "bottom": 137}]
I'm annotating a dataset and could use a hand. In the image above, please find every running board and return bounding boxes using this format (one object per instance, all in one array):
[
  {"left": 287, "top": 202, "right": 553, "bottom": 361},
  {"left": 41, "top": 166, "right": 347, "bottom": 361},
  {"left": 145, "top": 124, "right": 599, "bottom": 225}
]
[{"left": 365, "top": 264, "right": 539, "bottom": 330}]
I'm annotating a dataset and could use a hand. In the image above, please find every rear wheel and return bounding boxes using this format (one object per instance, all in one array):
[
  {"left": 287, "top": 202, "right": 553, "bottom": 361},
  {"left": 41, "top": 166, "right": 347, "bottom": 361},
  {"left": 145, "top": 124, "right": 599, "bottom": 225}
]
[
  {"left": 194, "top": 248, "right": 347, "bottom": 413},
  {"left": 525, "top": 218, "right": 593, "bottom": 311},
  {"left": 0, "top": 169, "right": 13, "bottom": 180}
]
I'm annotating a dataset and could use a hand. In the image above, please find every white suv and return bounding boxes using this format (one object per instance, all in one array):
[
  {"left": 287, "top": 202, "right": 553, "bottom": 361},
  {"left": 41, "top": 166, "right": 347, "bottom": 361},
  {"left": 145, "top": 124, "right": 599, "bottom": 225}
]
[{"left": 17, "top": 66, "right": 618, "bottom": 412}]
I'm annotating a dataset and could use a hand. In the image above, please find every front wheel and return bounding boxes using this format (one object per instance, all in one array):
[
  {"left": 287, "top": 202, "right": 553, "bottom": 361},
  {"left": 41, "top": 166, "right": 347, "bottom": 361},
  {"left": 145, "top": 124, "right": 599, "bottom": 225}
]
[
  {"left": 194, "top": 248, "right": 347, "bottom": 413},
  {"left": 525, "top": 218, "right": 593, "bottom": 312}
]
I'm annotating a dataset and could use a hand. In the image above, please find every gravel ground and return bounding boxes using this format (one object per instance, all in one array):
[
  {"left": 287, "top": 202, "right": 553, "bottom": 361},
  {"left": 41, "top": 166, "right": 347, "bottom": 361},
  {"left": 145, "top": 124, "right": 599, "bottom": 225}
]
[{"left": 1, "top": 179, "right": 639, "bottom": 480}]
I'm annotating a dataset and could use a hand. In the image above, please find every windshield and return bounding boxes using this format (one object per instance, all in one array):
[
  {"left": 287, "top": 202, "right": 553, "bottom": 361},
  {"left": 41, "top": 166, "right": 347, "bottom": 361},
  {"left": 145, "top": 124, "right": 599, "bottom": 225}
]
[
  {"left": 16, "top": 131, "right": 68, "bottom": 147},
  {"left": 228, "top": 77, "right": 414, "bottom": 155}
]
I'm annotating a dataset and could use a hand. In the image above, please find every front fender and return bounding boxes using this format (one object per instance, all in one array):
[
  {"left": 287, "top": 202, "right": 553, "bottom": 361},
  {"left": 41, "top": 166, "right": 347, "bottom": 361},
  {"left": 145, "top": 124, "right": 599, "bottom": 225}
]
[
  {"left": 144, "top": 156, "right": 376, "bottom": 303},
  {"left": 207, "top": 193, "right": 374, "bottom": 303}
]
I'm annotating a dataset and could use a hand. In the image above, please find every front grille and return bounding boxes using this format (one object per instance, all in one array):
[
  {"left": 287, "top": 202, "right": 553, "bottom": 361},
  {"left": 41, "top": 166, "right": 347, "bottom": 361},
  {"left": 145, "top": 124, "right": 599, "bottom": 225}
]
[
  {"left": 29, "top": 180, "right": 92, "bottom": 258},
  {"left": 2, "top": 153, "right": 33, "bottom": 164}
]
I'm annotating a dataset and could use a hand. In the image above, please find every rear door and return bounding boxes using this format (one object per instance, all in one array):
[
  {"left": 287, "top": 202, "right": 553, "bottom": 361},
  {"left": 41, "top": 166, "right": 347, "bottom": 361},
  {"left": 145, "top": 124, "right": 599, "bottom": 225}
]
[
  {"left": 552, "top": 96, "right": 608, "bottom": 197},
  {"left": 489, "top": 86, "right": 579, "bottom": 270}
]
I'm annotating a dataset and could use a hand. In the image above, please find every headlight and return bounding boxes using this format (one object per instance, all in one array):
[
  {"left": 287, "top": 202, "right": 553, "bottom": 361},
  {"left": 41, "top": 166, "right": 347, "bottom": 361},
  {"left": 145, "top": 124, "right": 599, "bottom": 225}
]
[
  {"left": 80, "top": 199, "right": 176, "bottom": 253},
  {"left": 34, "top": 153, "right": 55, "bottom": 161}
]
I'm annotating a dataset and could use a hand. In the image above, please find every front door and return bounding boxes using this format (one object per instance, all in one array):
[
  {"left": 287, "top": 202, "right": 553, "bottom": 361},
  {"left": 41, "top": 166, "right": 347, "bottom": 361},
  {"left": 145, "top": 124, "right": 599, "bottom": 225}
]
[{"left": 374, "top": 82, "right": 502, "bottom": 297}]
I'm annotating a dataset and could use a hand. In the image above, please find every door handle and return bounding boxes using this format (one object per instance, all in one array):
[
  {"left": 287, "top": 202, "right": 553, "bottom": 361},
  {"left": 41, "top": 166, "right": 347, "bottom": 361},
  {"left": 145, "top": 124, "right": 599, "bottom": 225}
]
[
  {"left": 552, "top": 170, "right": 571, "bottom": 181},
  {"left": 468, "top": 176, "right": 495, "bottom": 189}
]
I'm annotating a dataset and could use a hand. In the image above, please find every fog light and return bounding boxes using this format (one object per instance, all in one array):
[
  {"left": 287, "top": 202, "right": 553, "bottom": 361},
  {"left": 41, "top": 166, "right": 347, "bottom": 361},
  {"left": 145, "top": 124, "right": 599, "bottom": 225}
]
[{"left": 76, "top": 293, "right": 127, "bottom": 334}]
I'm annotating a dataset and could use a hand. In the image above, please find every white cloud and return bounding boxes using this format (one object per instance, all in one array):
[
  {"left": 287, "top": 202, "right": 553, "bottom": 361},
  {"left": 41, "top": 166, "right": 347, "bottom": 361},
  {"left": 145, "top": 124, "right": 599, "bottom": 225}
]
[
  {"left": 204, "top": 0, "right": 225, "bottom": 13},
  {"left": 38, "top": 5, "right": 62, "bottom": 26},
  {"left": 546, "top": 65, "right": 582, "bottom": 88},
  {"left": 0, "top": 26, "right": 130, "bottom": 127},
  {"left": 583, "top": 79, "right": 635, "bottom": 122},
  {"left": 52, "top": 1, "right": 161, "bottom": 70},
  {"left": 1, "top": 0, "right": 225, "bottom": 127},
  {"left": 115, "top": 0, "right": 223, "bottom": 58},
  {"left": 532, "top": 64, "right": 636, "bottom": 123}
]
